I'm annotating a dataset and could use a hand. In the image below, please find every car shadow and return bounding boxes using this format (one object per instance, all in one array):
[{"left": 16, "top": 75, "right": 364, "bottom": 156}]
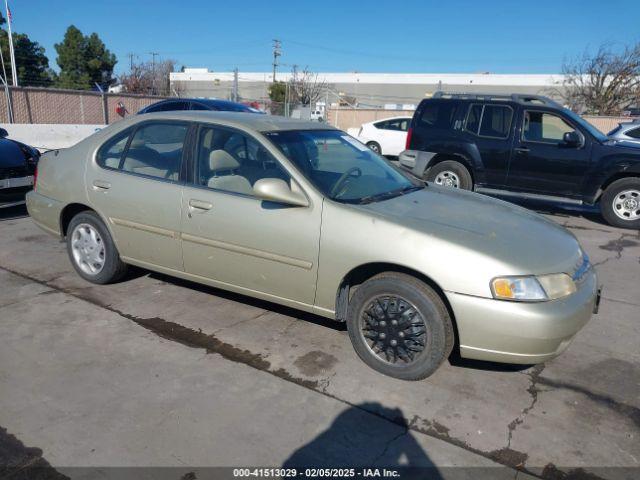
[
  {"left": 0, "top": 204, "right": 28, "bottom": 221},
  {"left": 282, "top": 402, "right": 443, "bottom": 477},
  {"left": 489, "top": 195, "right": 609, "bottom": 227},
  {"left": 145, "top": 271, "right": 347, "bottom": 332}
]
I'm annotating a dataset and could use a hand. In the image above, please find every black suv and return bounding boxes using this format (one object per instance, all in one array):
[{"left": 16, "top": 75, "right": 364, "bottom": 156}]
[{"left": 399, "top": 92, "right": 640, "bottom": 228}]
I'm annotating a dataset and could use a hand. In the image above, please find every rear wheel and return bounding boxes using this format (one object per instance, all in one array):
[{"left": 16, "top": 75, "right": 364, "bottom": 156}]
[
  {"left": 366, "top": 141, "right": 382, "bottom": 155},
  {"left": 66, "top": 211, "right": 128, "bottom": 284},
  {"left": 600, "top": 178, "right": 640, "bottom": 229},
  {"left": 346, "top": 272, "right": 454, "bottom": 380},
  {"left": 425, "top": 160, "right": 473, "bottom": 190}
]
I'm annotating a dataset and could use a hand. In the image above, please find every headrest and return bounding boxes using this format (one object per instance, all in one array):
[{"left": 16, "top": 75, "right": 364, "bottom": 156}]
[
  {"left": 129, "top": 138, "right": 146, "bottom": 149},
  {"left": 209, "top": 150, "right": 240, "bottom": 172}
]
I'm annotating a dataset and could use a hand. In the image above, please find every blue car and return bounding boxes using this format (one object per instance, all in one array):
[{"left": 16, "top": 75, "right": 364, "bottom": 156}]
[
  {"left": 138, "top": 98, "right": 265, "bottom": 114},
  {"left": 0, "top": 128, "right": 40, "bottom": 209}
]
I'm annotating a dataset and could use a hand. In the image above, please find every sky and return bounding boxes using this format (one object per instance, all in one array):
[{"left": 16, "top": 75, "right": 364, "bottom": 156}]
[{"left": 5, "top": 0, "right": 640, "bottom": 76}]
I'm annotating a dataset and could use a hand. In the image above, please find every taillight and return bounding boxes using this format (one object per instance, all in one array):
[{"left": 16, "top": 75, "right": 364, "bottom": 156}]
[
  {"left": 405, "top": 127, "right": 413, "bottom": 150},
  {"left": 33, "top": 165, "right": 38, "bottom": 191}
]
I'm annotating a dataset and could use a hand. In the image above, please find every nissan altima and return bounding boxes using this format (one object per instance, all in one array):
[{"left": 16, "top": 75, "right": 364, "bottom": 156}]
[{"left": 27, "top": 112, "right": 600, "bottom": 380}]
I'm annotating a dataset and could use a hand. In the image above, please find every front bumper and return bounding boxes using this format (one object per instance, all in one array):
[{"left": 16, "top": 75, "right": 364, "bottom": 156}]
[{"left": 447, "top": 268, "right": 599, "bottom": 364}]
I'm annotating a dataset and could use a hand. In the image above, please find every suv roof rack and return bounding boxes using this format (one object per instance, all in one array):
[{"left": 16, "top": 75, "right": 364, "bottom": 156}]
[{"left": 431, "top": 91, "right": 562, "bottom": 108}]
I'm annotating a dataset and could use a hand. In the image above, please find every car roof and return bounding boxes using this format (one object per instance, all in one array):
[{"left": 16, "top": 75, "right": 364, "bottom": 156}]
[
  {"left": 367, "top": 116, "right": 412, "bottom": 124},
  {"left": 134, "top": 111, "right": 338, "bottom": 132}
]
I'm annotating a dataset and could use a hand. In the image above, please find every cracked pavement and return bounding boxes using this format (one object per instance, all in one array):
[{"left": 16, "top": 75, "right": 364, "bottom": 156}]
[{"left": 0, "top": 204, "right": 638, "bottom": 479}]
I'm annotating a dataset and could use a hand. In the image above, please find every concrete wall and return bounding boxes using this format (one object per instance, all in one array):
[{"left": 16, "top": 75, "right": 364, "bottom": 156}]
[{"left": 0, "top": 124, "right": 105, "bottom": 151}]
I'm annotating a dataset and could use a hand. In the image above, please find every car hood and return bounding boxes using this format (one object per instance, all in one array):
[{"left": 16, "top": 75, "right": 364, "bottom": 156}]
[
  {"left": 604, "top": 138, "right": 640, "bottom": 150},
  {"left": 354, "top": 185, "right": 583, "bottom": 276}
]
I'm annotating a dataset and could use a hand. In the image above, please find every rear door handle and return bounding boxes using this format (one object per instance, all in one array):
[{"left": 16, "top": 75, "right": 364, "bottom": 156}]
[
  {"left": 92, "top": 180, "right": 111, "bottom": 191},
  {"left": 514, "top": 147, "right": 530, "bottom": 154},
  {"left": 188, "top": 199, "right": 213, "bottom": 213}
]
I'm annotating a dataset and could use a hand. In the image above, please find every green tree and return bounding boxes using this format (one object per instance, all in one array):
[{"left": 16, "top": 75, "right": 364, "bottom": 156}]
[
  {"left": 1, "top": 12, "right": 54, "bottom": 86},
  {"left": 55, "top": 25, "right": 116, "bottom": 90},
  {"left": 268, "top": 81, "right": 286, "bottom": 115}
]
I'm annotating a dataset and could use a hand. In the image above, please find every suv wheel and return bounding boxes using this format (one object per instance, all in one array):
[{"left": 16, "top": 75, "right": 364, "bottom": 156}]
[
  {"left": 600, "top": 178, "right": 640, "bottom": 229},
  {"left": 366, "top": 141, "right": 382, "bottom": 154},
  {"left": 67, "top": 211, "right": 128, "bottom": 284},
  {"left": 346, "top": 272, "right": 454, "bottom": 381},
  {"left": 426, "top": 161, "right": 473, "bottom": 190}
]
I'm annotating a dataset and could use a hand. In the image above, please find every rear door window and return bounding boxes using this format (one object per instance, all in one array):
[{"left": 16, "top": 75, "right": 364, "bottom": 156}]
[
  {"left": 120, "top": 123, "right": 189, "bottom": 181},
  {"left": 465, "top": 104, "right": 513, "bottom": 138}
]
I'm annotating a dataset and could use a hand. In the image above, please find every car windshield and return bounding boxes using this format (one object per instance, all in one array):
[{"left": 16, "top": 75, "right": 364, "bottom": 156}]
[
  {"left": 562, "top": 108, "right": 608, "bottom": 142},
  {"left": 265, "top": 129, "right": 422, "bottom": 203}
]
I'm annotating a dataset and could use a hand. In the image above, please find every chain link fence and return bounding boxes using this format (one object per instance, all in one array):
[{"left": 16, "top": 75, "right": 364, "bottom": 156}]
[{"left": 0, "top": 86, "right": 169, "bottom": 124}]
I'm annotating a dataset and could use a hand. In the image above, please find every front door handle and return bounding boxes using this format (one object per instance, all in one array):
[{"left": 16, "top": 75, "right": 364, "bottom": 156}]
[
  {"left": 92, "top": 180, "right": 111, "bottom": 191},
  {"left": 188, "top": 199, "right": 213, "bottom": 213},
  {"left": 514, "top": 147, "right": 530, "bottom": 154}
]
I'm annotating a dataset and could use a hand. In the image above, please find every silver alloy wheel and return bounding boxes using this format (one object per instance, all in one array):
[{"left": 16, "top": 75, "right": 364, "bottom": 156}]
[
  {"left": 434, "top": 170, "right": 460, "bottom": 188},
  {"left": 71, "top": 223, "right": 106, "bottom": 275},
  {"left": 612, "top": 189, "right": 640, "bottom": 221}
]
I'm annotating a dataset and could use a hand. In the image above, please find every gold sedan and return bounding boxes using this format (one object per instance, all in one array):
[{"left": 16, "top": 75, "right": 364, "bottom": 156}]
[{"left": 27, "top": 111, "right": 600, "bottom": 380}]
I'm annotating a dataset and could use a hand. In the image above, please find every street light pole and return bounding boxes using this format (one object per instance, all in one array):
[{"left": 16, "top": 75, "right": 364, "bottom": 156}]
[{"left": 4, "top": 0, "right": 18, "bottom": 86}]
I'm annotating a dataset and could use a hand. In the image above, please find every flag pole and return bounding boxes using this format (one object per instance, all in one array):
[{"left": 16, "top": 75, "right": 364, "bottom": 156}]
[{"left": 4, "top": 0, "right": 18, "bottom": 86}]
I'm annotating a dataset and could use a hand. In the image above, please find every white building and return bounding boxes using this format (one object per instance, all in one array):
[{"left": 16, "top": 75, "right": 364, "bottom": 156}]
[{"left": 170, "top": 69, "right": 567, "bottom": 107}]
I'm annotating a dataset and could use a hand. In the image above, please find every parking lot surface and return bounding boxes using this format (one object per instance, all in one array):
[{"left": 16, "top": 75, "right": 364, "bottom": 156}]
[{"left": 0, "top": 204, "right": 638, "bottom": 479}]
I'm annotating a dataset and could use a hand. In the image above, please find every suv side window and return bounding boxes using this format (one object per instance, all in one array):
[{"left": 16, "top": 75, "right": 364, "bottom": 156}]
[
  {"left": 417, "top": 101, "right": 457, "bottom": 130},
  {"left": 120, "top": 123, "right": 188, "bottom": 181},
  {"left": 464, "top": 104, "right": 513, "bottom": 138},
  {"left": 195, "top": 126, "right": 288, "bottom": 196},
  {"left": 523, "top": 111, "right": 576, "bottom": 144}
]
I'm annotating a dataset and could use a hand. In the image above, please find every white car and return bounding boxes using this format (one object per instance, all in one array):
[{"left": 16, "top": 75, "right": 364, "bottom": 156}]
[{"left": 356, "top": 116, "right": 412, "bottom": 156}]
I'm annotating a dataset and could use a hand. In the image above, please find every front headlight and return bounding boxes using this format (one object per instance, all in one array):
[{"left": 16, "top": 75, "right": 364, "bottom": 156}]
[{"left": 491, "top": 273, "right": 576, "bottom": 302}]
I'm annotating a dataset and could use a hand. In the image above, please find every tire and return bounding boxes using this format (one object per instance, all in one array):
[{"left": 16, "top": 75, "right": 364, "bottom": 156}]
[
  {"left": 66, "top": 210, "right": 128, "bottom": 284},
  {"left": 425, "top": 160, "right": 473, "bottom": 190},
  {"left": 366, "top": 142, "right": 382, "bottom": 155},
  {"left": 346, "top": 272, "right": 454, "bottom": 381},
  {"left": 600, "top": 177, "right": 640, "bottom": 229}
]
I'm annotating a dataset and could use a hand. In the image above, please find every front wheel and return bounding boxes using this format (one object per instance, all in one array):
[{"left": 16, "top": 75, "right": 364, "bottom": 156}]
[
  {"left": 66, "top": 211, "right": 128, "bottom": 284},
  {"left": 600, "top": 178, "right": 640, "bottom": 229},
  {"left": 425, "top": 160, "right": 473, "bottom": 190},
  {"left": 346, "top": 272, "right": 454, "bottom": 380}
]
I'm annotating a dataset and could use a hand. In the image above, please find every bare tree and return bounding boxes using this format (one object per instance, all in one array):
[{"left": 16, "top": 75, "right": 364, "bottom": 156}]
[
  {"left": 120, "top": 59, "right": 176, "bottom": 96},
  {"left": 560, "top": 43, "right": 640, "bottom": 115},
  {"left": 289, "top": 66, "right": 326, "bottom": 106}
]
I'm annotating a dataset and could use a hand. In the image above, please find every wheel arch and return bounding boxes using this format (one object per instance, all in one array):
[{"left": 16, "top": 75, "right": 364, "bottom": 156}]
[
  {"left": 59, "top": 203, "right": 112, "bottom": 239},
  {"left": 593, "top": 171, "right": 640, "bottom": 203},
  {"left": 334, "top": 262, "right": 458, "bottom": 343}
]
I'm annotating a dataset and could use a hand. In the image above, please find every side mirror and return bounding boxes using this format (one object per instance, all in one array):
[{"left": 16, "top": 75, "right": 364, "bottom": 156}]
[
  {"left": 563, "top": 131, "right": 582, "bottom": 147},
  {"left": 253, "top": 178, "right": 309, "bottom": 207},
  {"left": 0, "top": 128, "right": 8, "bottom": 138}
]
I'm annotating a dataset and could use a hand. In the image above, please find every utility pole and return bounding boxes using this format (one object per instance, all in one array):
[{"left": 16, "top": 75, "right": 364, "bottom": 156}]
[
  {"left": 4, "top": 0, "right": 18, "bottom": 86},
  {"left": 232, "top": 68, "right": 239, "bottom": 102},
  {"left": 149, "top": 52, "right": 159, "bottom": 95},
  {"left": 272, "top": 39, "right": 281, "bottom": 82},
  {"left": 127, "top": 53, "right": 135, "bottom": 70}
]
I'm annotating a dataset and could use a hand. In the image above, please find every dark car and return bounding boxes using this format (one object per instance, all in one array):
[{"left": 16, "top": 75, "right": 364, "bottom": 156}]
[
  {"left": 138, "top": 98, "right": 265, "bottom": 114},
  {"left": 399, "top": 92, "right": 640, "bottom": 228},
  {"left": 0, "top": 128, "right": 40, "bottom": 209}
]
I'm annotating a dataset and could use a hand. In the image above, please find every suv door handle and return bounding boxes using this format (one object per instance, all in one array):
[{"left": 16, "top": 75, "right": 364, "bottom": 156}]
[
  {"left": 514, "top": 147, "right": 530, "bottom": 154},
  {"left": 92, "top": 180, "right": 111, "bottom": 191},
  {"left": 188, "top": 199, "right": 213, "bottom": 212}
]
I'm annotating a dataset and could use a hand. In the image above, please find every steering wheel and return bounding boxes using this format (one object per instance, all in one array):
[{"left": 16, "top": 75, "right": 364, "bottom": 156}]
[{"left": 330, "top": 167, "right": 362, "bottom": 198}]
